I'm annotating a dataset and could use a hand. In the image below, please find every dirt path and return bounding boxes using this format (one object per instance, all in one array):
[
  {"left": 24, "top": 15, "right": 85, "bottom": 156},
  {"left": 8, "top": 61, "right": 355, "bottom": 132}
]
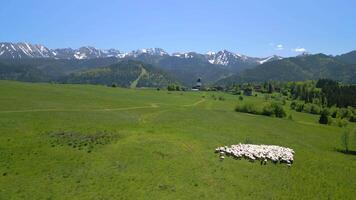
[
  {"left": 130, "top": 66, "right": 148, "bottom": 88},
  {"left": 183, "top": 99, "right": 206, "bottom": 107}
]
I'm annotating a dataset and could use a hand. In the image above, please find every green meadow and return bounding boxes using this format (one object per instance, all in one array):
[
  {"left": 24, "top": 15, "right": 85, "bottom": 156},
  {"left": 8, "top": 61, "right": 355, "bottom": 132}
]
[{"left": 0, "top": 81, "right": 355, "bottom": 199}]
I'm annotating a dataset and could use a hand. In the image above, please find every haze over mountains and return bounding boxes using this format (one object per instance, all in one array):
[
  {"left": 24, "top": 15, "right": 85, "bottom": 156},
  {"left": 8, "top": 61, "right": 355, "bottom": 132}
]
[{"left": 0, "top": 42, "right": 356, "bottom": 87}]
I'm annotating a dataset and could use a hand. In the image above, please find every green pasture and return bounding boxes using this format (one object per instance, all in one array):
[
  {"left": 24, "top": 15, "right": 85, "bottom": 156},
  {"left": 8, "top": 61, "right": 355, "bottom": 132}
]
[{"left": 0, "top": 81, "right": 355, "bottom": 199}]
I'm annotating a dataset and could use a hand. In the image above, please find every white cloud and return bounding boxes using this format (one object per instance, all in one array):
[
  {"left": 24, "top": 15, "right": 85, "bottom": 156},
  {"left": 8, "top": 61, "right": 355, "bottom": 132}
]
[
  {"left": 293, "top": 47, "right": 307, "bottom": 53},
  {"left": 275, "top": 44, "right": 284, "bottom": 50}
]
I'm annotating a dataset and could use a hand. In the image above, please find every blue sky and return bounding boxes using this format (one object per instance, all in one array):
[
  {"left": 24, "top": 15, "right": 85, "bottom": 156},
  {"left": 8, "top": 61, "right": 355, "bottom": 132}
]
[{"left": 0, "top": 0, "right": 355, "bottom": 57}]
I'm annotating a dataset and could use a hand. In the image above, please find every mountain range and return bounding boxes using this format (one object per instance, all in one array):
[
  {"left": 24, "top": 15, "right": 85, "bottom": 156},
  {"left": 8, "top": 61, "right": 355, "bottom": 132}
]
[
  {"left": 0, "top": 42, "right": 280, "bottom": 70},
  {"left": 0, "top": 42, "right": 356, "bottom": 87},
  {"left": 217, "top": 53, "right": 356, "bottom": 85}
]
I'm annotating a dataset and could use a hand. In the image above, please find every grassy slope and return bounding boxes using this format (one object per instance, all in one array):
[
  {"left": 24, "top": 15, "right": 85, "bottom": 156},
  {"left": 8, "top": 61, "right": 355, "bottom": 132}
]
[{"left": 0, "top": 81, "right": 355, "bottom": 199}]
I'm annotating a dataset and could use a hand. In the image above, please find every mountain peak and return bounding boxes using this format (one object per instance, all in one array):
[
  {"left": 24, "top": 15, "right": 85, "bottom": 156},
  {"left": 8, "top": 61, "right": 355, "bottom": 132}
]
[{"left": 0, "top": 42, "right": 282, "bottom": 69}]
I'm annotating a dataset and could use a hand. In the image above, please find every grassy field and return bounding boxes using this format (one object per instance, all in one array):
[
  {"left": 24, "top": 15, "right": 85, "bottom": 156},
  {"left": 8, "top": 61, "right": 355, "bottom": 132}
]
[{"left": 0, "top": 81, "right": 355, "bottom": 199}]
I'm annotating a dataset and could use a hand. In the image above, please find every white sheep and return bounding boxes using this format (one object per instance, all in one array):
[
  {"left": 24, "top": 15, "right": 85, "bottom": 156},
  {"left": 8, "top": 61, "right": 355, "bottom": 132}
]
[{"left": 215, "top": 143, "right": 294, "bottom": 166}]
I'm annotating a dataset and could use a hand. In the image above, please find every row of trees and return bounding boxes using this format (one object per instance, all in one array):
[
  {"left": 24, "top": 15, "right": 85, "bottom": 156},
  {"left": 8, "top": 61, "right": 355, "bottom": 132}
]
[
  {"left": 316, "top": 79, "right": 356, "bottom": 107},
  {"left": 228, "top": 79, "right": 355, "bottom": 109},
  {"left": 235, "top": 101, "right": 286, "bottom": 118}
]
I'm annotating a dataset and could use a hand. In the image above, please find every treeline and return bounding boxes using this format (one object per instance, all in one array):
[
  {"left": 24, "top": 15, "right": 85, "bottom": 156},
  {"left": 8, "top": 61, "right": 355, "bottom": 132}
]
[
  {"left": 316, "top": 79, "right": 356, "bottom": 107},
  {"left": 225, "top": 79, "right": 355, "bottom": 108},
  {"left": 235, "top": 101, "right": 286, "bottom": 118}
]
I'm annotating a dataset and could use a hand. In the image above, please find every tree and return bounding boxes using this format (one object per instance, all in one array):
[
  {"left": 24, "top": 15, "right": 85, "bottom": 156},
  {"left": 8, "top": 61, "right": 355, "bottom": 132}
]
[
  {"left": 341, "top": 130, "right": 350, "bottom": 152},
  {"left": 175, "top": 85, "right": 181, "bottom": 91},
  {"left": 319, "top": 109, "right": 329, "bottom": 124},
  {"left": 268, "top": 83, "right": 274, "bottom": 93}
]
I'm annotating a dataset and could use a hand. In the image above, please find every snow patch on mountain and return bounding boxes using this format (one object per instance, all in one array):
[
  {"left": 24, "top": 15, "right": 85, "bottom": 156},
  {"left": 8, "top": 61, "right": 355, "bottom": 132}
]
[{"left": 258, "top": 55, "right": 283, "bottom": 64}]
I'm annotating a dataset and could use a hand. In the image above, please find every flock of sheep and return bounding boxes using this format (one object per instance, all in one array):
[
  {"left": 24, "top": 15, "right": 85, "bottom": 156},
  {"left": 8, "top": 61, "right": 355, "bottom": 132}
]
[{"left": 215, "top": 143, "right": 295, "bottom": 166}]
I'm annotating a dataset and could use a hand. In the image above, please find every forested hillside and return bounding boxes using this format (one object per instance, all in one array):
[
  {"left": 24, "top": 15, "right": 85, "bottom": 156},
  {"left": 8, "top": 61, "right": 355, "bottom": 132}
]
[
  {"left": 217, "top": 54, "right": 356, "bottom": 85},
  {"left": 61, "top": 60, "right": 174, "bottom": 88}
]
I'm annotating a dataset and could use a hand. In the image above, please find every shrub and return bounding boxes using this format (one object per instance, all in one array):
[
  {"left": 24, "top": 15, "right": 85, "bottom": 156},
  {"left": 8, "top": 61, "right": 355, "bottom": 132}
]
[
  {"left": 319, "top": 109, "right": 329, "bottom": 124},
  {"left": 238, "top": 96, "right": 244, "bottom": 101},
  {"left": 287, "top": 115, "right": 293, "bottom": 120},
  {"left": 262, "top": 102, "right": 286, "bottom": 118},
  {"left": 295, "top": 102, "right": 304, "bottom": 112},
  {"left": 339, "top": 108, "right": 352, "bottom": 119},
  {"left": 303, "top": 103, "right": 312, "bottom": 113},
  {"left": 167, "top": 84, "right": 181, "bottom": 91},
  {"left": 350, "top": 115, "right": 356, "bottom": 122},
  {"left": 175, "top": 85, "right": 181, "bottom": 91},
  {"left": 273, "top": 103, "right": 287, "bottom": 118},
  {"left": 341, "top": 130, "right": 350, "bottom": 152},
  {"left": 334, "top": 118, "right": 348, "bottom": 127},
  {"left": 218, "top": 96, "right": 225, "bottom": 101},
  {"left": 235, "top": 103, "right": 259, "bottom": 114},
  {"left": 329, "top": 106, "right": 339, "bottom": 118},
  {"left": 290, "top": 101, "right": 297, "bottom": 110},
  {"left": 262, "top": 103, "right": 275, "bottom": 116},
  {"left": 302, "top": 103, "right": 321, "bottom": 115}
]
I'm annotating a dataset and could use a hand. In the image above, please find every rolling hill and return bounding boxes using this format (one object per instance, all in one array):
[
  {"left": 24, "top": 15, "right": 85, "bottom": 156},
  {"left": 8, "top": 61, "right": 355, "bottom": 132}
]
[{"left": 217, "top": 54, "right": 356, "bottom": 85}]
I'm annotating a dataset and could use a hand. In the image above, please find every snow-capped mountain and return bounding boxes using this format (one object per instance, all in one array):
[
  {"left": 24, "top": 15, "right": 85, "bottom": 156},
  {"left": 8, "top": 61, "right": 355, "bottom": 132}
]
[
  {"left": 172, "top": 52, "right": 203, "bottom": 59},
  {"left": 129, "top": 48, "right": 168, "bottom": 57},
  {"left": 0, "top": 42, "right": 55, "bottom": 59},
  {"left": 0, "top": 42, "right": 126, "bottom": 60},
  {"left": 206, "top": 50, "right": 251, "bottom": 66},
  {"left": 53, "top": 47, "right": 127, "bottom": 59},
  {"left": 0, "top": 42, "right": 282, "bottom": 69}
]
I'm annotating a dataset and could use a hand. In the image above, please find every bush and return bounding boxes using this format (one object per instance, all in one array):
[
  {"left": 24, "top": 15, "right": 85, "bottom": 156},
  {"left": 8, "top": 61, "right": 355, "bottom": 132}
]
[
  {"left": 235, "top": 103, "right": 259, "bottom": 114},
  {"left": 334, "top": 118, "right": 348, "bottom": 127},
  {"left": 290, "top": 101, "right": 297, "bottom": 110},
  {"left": 341, "top": 130, "right": 350, "bottom": 152},
  {"left": 262, "top": 102, "right": 286, "bottom": 118},
  {"left": 329, "top": 106, "right": 339, "bottom": 118},
  {"left": 339, "top": 108, "right": 352, "bottom": 119},
  {"left": 303, "top": 103, "right": 312, "bottom": 113},
  {"left": 218, "top": 96, "right": 225, "bottom": 101},
  {"left": 288, "top": 115, "right": 293, "bottom": 120},
  {"left": 238, "top": 96, "right": 244, "bottom": 101},
  {"left": 295, "top": 102, "right": 304, "bottom": 112},
  {"left": 319, "top": 109, "right": 329, "bottom": 124},
  {"left": 273, "top": 103, "right": 287, "bottom": 118},
  {"left": 262, "top": 103, "right": 274, "bottom": 116},
  {"left": 350, "top": 115, "right": 356, "bottom": 122},
  {"left": 302, "top": 103, "right": 321, "bottom": 114},
  {"left": 167, "top": 84, "right": 181, "bottom": 91}
]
